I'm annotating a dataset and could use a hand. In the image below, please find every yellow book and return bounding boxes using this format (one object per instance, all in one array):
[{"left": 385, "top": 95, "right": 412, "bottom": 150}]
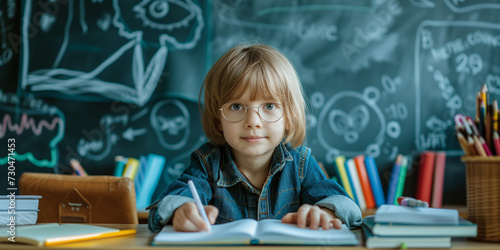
[
  {"left": 334, "top": 156, "right": 355, "bottom": 200},
  {"left": 0, "top": 224, "right": 135, "bottom": 246},
  {"left": 122, "top": 157, "right": 140, "bottom": 180}
]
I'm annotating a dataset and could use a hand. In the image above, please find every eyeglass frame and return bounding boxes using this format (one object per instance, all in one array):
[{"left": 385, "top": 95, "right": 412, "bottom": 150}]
[{"left": 219, "top": 102, "right": 286, "bottom": 123}]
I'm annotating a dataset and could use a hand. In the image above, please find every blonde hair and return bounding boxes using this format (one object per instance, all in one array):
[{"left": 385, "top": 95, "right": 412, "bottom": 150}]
[{"left": 201, "top": 43, "right": 306, "bottom": 148}]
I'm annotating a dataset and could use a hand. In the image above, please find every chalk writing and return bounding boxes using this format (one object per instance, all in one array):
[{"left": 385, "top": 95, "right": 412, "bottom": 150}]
[{"left": 415, "top": 20, "right": 500, "bottom": 153}]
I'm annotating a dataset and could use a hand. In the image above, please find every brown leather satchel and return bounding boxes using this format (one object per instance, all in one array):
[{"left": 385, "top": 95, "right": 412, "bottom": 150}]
[{"left": 19, "top": 173, "right": 138, "bottom": 224}]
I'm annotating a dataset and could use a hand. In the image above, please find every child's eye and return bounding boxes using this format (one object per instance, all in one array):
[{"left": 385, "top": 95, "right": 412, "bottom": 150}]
[
  {"left": 262, "top": 103, "right": 276, "bottom": 111},
  {"left": 230, "top": 103, "right": 243, "bottom": 111}
]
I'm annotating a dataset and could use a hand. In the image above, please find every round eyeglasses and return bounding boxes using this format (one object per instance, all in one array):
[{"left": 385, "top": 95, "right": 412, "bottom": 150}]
[{"left": 219, "top": 103, "right": 285, "bottom": 123}]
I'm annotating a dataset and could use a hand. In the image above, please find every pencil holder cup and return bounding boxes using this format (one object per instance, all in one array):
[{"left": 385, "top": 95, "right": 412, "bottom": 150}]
[{"left": 461, "top": 156, "right": 500, "bottom": 242}]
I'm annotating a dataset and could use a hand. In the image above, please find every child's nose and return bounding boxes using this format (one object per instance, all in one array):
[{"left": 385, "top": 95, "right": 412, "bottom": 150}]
[{"left": 245, "top": 108, "right": 262, "bottom": 128}]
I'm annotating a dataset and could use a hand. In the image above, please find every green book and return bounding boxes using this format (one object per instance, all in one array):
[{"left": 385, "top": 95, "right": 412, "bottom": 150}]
[{"left": 394, "top": 155, "right": 408, "bottom": 203}]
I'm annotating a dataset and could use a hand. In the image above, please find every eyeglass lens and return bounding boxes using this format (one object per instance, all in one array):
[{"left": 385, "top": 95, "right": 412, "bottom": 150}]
[{"left": 221, "top": 103, "right": 284, "bottom": 122}]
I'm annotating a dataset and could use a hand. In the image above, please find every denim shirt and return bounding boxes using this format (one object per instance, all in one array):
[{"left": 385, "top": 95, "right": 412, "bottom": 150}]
[{"left": 147, "top": 142, "right": 362, "bottom": 232}]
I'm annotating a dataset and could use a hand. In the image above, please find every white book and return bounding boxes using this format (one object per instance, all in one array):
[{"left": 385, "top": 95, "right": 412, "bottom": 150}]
[
  {"left": 153, "top": 219, "right": 358, "bottom": 246},
  {"left": 0, "top": 195, "right": 41, "bottom": 211},
  {"left": 363, "top": 216, "right": 477, "bottom": 237},
  {"left": 374, "top": 205, "right": 458, "bottom": 225},
  {"left": 346, "top": 159, "right": 366, "bottom": 210},
  {"left": 0, "top": 210, "right": 38, "bottom": 225}
]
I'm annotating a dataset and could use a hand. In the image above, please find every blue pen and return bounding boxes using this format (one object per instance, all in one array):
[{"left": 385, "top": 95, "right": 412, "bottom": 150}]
[{"left": 187, "top": 180, "right": 211, "bottom": 231}]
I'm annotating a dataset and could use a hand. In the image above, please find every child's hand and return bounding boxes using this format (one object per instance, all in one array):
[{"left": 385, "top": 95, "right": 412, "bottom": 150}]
[
  {"left": 172, "top": 202, "right": 219, "bottom": 232},
  {"left": 281, "top": 204, "right": 343, "bottom": 230}
]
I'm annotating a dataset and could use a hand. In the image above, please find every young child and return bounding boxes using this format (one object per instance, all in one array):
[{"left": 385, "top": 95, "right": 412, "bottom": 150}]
[{"left": 148, "top": 43, "right": 362, "bottom": 233}]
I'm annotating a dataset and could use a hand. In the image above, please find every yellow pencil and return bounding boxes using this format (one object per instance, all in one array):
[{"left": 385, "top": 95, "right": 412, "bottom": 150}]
[
  {"left": 493, "top": 99, "right": 498, "bottom": 132},
  {"left": 481, "top": 84, "right": 487, "bottom": 108}
]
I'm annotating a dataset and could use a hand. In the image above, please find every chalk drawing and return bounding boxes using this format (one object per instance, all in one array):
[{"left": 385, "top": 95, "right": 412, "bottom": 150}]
[
  {"left": 444, "top": 0, "right": 500, "bottom": 13},
  {"left": 0, "top": 102, "right": 64, "bottom": 168},
  {"left": 21, "top": 0, "right": 204, "bottom": 106},
  {"left": 151, "top": 99, "right": 190, "bottom": 150},
  {"left": 317, "top": 87, "right": 386, "bottom": 159}
]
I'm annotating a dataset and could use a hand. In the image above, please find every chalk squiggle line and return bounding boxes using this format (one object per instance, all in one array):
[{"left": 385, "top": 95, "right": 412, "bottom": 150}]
[
  {"left": 0, "top": 108, "right": 65, "bottom": 168},
  {"left": 0, "top": 113, "right": 62, "bottom": 138}
]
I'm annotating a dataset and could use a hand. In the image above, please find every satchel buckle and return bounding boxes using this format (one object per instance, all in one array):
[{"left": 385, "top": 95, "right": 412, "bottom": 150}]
[{"left": 59, "top": 187, "right": 92, "bottom": 223}]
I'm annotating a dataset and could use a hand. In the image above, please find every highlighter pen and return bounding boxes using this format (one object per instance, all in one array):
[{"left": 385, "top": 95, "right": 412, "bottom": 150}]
[
  {"left": 187, "top": 180, "right": 211, "bottom": 231},
  {"left": 397, "top": 197, "right": 429, "bottom": 208}
]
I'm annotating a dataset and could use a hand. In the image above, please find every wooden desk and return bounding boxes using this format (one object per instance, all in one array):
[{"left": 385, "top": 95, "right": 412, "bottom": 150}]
[{"left": 2, "top": 224, "right": 499, "bottom": 250}]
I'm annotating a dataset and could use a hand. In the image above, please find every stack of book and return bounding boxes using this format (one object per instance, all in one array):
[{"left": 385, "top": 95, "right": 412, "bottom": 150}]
[
  {"left": 0, "top": 195, "right": 42, "bottom": 225},
  {"left": 362, "top": 205, "right": 477, "bottom": 248}
]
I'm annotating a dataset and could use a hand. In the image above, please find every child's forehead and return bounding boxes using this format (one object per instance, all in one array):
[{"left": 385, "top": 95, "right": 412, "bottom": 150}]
[{"left": 226, "top": 86, "right": 279, "bottom": 102}]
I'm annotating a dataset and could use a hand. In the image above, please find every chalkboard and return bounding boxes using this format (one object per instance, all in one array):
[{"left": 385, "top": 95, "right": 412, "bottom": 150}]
[{"left": 3, "top": 0, "right": 500, "bottom": 205}]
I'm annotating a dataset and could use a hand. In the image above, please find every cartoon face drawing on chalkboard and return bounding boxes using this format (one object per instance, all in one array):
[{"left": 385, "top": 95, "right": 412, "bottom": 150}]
[
  {"left": 151, "top": 99, "right": 190, "bottom": 150},
  {"left": 317, "top": 88, "right": 386, "bottom": 158},
  {"left": 328, "top": 105, "right": 370, "bottom": 144}
]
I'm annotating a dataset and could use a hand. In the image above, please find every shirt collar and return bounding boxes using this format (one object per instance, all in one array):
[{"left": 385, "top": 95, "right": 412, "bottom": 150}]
[
  {"left": 269, "top": 141, "right": 293, "bottom": 174},
  {"left": 217, "top": 142, "right": 293, "bottom": 188}
]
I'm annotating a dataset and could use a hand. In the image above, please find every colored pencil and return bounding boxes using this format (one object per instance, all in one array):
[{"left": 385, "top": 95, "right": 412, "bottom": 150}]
[
  {"left": 456, "top": 133, "right": 472, "bottom": 156},
  {"left": 493, "top": 100, "right": 498, "bottom": 132},
  {"left": 473, "top": 136, "right": 487, "bottom": 156},
  {"left": 467, "top": 136, "right": 478, "bottom": 156},
  {"left": 494, "top": 131, "right": 500, "bottom": 156},
  {"left": 479, "top": 136, "right": 493, "bottom": 156}
]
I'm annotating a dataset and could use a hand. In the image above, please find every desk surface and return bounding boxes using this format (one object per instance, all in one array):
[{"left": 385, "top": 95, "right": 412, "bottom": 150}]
[{"left": 2, "top": 224, "right": 499, "bottom": 250}]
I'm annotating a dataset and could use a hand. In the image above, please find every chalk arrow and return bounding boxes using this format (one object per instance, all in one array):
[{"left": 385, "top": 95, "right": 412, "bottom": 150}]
[{"left": 123, "top": 127, "right": 147, "bottom": 141}]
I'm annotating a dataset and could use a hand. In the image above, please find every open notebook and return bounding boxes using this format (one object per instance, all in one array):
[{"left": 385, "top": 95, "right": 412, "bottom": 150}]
[
  {"left": 152, "top": 219, "right": 358, "bottom": 246},
  {"left": 0, "top": 224, "right": 136, "bottom": 246}
]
